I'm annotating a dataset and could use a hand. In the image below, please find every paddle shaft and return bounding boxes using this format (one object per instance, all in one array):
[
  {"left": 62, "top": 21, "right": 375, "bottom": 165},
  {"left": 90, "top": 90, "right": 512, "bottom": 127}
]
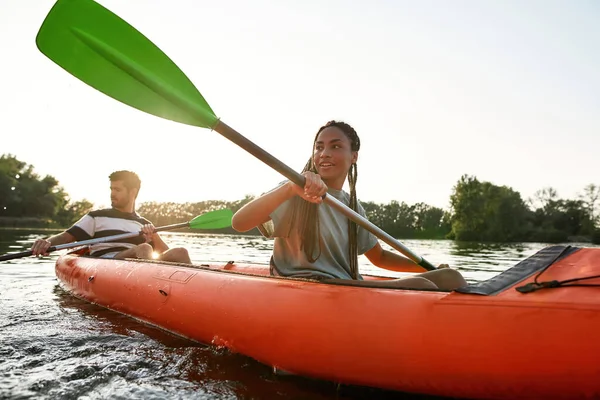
[
  {"left": 33, "top": 0, "right": 434, "bottom": 271},
  {"left": 0, "top": 221, "right": 190, "bottom": 262},
  {"left": 213, "top": 120, "right": 436, "bottom": 271}
]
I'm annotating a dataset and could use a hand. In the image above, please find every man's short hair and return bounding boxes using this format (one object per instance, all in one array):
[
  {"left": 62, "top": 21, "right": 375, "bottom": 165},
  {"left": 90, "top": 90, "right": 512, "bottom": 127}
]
[{"left": 109, "top": 170, "right": 141, "bottom": 191}]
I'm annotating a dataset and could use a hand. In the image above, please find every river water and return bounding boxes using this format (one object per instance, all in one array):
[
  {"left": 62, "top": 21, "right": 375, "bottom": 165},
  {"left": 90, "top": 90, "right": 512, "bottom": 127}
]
[{"left": 0, "top": 230, "right": 593, "bottom": 399}]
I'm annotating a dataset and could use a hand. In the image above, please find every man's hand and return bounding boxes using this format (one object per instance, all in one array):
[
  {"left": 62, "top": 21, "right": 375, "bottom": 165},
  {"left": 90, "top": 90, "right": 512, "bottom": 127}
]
[
  {"left": 140, "top": 224, "right": 156, "bottom": 242},
  {"left": 31, "top": 239, "right": 52, "bottom": 256},
  {"left": 437, "top": 263, "right": 450, "bottom": 269}
]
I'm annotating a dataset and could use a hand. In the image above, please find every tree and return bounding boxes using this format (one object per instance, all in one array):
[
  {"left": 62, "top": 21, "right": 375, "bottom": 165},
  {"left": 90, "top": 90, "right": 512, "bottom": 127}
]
[
  {"left": 529, "top": 187, "right": 558, "bottom": 211},
  {"left": 0, "top": 154, "right": 69, "bottom": 220},
  {"left": 412, "top": 203, "right": 448, "bottom": 238},
  {"left": 0, "top": 154, "right": 27, "bottom": 217},
  {"left": 363, "top": 200, "right": 449, "bottom": 239},
  {"left": 527, "top": 187, "right": 596, "bottom": 242},
  {"left": 579, "top": 184, "right": 600, "bottom": 226},
  {"left": 55, "top": 199, "right": 95, "bottom": 227},
  {"left": 0, "top": 154, "right": 94, "bottom": 227},
  {"left": 362, "top": 201, "right": 385, "bottom": 228},
  {"left": 449, "top": 175, "right": 531, "bottom": 241},
  {"left": 448, "top": 175, "right": 487, "bottom": 241}
]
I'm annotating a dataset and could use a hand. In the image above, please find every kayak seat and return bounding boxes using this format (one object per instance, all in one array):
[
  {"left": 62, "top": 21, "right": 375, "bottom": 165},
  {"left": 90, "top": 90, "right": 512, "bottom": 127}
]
[{"left": 455, "top": 245, "right": 579, "bottom": 296}]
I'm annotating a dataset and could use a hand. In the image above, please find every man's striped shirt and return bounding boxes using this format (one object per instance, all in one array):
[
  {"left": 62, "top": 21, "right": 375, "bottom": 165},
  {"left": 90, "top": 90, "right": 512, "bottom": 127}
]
[{"left": 67, "top": 208, "right": 153, "bottom": 257}]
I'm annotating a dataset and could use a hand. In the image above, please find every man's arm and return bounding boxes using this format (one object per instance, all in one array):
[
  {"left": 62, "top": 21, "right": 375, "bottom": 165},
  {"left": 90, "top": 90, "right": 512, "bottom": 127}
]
[
  {"left": 140, "top": 224, "right": 169, "bottom": 254},
  {"left": 31, "top": 231, "right": 76, "bottom": 256},
  {"left": 150, "top": 233, "right": 169, "bottom": 254}
]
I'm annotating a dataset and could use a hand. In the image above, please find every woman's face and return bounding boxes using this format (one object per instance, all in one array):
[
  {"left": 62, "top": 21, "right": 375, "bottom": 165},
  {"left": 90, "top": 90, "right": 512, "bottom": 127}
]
[{"left": 312, "top": 126, "right": 358, "bottom": 189}]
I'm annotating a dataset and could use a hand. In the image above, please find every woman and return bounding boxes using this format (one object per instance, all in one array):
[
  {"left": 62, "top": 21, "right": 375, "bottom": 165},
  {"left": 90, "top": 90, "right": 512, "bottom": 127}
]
[{"left": 232, "top": 121, "right": 466, "bottom": 290}]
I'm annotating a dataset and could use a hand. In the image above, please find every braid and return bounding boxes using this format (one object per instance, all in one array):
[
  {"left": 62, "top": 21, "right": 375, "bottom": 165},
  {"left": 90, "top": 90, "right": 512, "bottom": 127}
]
[
  {"left": 289, "top": 158, "right": 322, "bottom": 262},
  {"left": 291, "top": 120, "right": 361, "bottom": 277}
]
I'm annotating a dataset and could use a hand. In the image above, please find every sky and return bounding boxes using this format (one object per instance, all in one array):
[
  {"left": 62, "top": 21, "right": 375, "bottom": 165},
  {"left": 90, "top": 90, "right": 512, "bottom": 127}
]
[{"left": 1, "top": 0, "right": 599, "bottom": 210}]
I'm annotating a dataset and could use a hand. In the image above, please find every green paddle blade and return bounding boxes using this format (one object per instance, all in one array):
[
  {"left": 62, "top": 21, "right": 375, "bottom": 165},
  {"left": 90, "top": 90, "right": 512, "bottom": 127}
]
[
  {"left": 189, "top": 209, "right": 233, "bottom": 230},
  {"left": 36, "top": 0, "right": 218, "bottom": 129}
]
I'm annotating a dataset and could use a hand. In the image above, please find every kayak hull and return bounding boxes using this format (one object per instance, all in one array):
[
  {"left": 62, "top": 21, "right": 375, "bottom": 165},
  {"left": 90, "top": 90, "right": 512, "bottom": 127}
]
[{"left": 55, "top": 246, "right": 600, "bottom": 399}]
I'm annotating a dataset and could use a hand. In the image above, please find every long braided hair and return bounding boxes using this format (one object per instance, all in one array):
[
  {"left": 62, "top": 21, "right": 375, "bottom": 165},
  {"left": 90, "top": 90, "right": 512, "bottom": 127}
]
[{"left": 289, "top": 120, "right": 361, "bottom": 279}]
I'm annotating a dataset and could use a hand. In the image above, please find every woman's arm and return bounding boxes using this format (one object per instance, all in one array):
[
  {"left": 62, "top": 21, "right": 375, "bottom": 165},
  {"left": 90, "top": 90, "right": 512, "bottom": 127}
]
[
  {"left": 232, "top": 182, "right": 296, "bottom": 232},
  {"left": 232, "top": 173, "right": 328, "bottom": 232},
  {"left": 364, "top": 242, "right": 428, "bottom": 273}
]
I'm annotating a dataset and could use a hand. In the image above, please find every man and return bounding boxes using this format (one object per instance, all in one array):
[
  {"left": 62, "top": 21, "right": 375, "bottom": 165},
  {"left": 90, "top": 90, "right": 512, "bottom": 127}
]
[{"left": 31, "top": 170, "right": 191, "bottom": 263}]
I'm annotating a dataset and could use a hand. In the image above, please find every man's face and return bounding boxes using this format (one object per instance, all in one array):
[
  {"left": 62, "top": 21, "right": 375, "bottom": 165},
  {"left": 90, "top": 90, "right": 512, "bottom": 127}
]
[{"left": 110, "top": 180, "right": 134, "bottom": 209}]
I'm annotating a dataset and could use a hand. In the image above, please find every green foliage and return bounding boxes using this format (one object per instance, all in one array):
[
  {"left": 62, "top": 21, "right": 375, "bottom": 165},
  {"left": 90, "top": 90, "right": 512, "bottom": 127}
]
[
  {"left": 449, "top": 175, "right": 532, "bottom": 241},
  {"left": 0, "top": 216, "right": 53, "bottom": 228},
  {"left": 0, "top": 154, "right": 93, "bottom": 228},
  {"left": 363, "top": 200, "right": 448, "bottom": 239},
  {"left": 578, "top": 184, "right": 600, "bottom": 226},
  {"left": 450, "top": 175, "right": 597, "bottom": 243},
  {"left": 528, "top": 199, "right": 595, "bottom": 242},
  {"left": 592, "top": 229, "right": 600, "bottom": 245},
  {"left": 55, "top": 199, "right": 95, "bottom": 227}
]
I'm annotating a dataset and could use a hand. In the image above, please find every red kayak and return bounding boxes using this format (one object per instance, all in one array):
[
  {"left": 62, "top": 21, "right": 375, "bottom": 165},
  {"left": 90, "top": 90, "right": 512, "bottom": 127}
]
[{"left": 55, "top": 245, "right": 600, "bottom": 399}]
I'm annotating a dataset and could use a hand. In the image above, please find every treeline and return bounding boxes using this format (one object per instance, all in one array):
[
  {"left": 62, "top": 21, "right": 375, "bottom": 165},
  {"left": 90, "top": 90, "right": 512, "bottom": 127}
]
[
  {"left": 362, "top": 201, "right": 450, "bottom": 239},
  {"left": 137, "top": 197, "right": 254, "bottom": 235},
  {"left": 449, "top": 175, "right": 599, "bottom": 243},
  {"left": 0, "top": 154, "right": 93, "bottom": 228},
  {"left": 138, "top": 175, "right": 600, "bottom": 243},
  {"left": 2, "top": 154, "right": 600, "bottom": 243}
]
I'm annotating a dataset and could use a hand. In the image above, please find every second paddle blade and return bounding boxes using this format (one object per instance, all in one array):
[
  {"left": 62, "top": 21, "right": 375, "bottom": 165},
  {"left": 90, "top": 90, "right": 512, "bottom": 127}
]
[
  {"left": 36, "top": 0, "right": 219, "bottom": 129},
  {"left": 189, "top": 209, "right": 233, "bottom": 230}
]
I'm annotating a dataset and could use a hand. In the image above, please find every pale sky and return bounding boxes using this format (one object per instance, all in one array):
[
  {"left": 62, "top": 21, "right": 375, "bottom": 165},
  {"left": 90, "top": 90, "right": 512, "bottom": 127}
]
[{"left": 1, "top": 0, "right": 598, "bottom": 210}]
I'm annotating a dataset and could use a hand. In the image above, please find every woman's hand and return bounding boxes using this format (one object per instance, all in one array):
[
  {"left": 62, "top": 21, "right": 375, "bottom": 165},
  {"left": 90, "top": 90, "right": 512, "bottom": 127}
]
[{"left": 289, "top": 172, "right": 328, "bottom": 204}]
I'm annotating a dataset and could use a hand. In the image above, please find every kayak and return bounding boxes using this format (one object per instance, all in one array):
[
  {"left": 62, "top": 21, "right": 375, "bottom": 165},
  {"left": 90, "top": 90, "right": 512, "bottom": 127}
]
[{"left": 55, "top": 245, "right": 600, "bottom": 399}]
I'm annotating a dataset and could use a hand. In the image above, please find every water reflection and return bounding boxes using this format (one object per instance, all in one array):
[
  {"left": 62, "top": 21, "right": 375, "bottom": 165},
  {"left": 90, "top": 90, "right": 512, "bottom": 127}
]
[
  {"left": 0, "top": 229, "right": 62, "bottom": 256},
  {"left": 0, "top": 230, "right": 28, "bottom": 254},
  {"left": 451, "top": 240, "right": 528, "bottom": 254}
]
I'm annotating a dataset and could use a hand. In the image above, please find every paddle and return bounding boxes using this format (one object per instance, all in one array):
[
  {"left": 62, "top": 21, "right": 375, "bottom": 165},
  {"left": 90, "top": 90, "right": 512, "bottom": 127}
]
[
  {"left": 0, "top": 209, "right": 233, "bottom": 262},
  {"left": 35, "top": 0, "right": 436, "bottom": 271}
]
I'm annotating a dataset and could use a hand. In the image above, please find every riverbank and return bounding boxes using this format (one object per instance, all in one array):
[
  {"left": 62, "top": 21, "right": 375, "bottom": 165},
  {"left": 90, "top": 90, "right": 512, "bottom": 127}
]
[{"left": 0, "top": 217, "right": 63, "bottom": 229}]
